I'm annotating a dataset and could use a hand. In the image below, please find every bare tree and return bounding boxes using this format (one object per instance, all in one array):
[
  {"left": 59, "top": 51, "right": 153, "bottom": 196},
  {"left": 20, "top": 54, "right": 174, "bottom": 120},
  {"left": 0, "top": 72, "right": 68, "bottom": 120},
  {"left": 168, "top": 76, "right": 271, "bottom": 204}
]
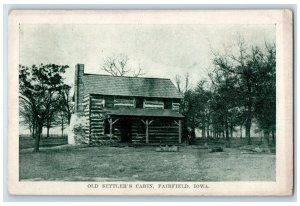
[
  {"left": 101, "top": 53, "right": 145, "bottom": 77},
  {"left": 175, "top": 72, "right": 191, "bottom": 94}
]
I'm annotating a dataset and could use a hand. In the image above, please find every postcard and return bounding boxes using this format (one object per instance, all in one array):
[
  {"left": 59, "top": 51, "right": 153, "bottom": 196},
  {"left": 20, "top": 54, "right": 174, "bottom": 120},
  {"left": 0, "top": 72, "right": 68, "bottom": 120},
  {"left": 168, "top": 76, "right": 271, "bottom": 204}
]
[{"left": 8, "top": 9, "right": 293, "bottom": 195}]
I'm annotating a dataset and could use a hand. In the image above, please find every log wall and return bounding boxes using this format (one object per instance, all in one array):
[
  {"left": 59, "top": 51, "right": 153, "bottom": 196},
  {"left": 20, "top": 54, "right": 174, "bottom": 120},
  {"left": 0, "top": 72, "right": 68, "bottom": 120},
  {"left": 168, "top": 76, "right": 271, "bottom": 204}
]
[
  {"left": 89, "top": 95, "right": 105, "bottom": 145},
  {"left": 85, "top": 94, "right": 182, "bottom": 145},
  {"left": 82, "top": 94, "right": 90, "bottom": 142},
  {"left": 147, "top": 119, "right": 179, "bottom": 144},
  {"left": 109, "top": 118, "right": 180, "bottom": 145}
]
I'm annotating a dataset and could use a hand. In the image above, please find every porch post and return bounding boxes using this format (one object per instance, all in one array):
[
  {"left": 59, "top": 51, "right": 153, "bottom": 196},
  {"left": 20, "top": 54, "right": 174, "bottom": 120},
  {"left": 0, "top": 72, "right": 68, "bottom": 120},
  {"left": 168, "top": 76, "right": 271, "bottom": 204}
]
[
  {"left": 109, "top": 118, "right": 113, "bottom": 141},
  {"left": 108, "top": 118, "right": 119, "bottom": 141},
  {"left": 145, "top": 119, "right": 149, "bottom": 144},
  {"left": 141, "top": 119, "right": 153, "bottom": 144},
  {"left": 178, "top": 120, "right": 182, "bottom": 144}
]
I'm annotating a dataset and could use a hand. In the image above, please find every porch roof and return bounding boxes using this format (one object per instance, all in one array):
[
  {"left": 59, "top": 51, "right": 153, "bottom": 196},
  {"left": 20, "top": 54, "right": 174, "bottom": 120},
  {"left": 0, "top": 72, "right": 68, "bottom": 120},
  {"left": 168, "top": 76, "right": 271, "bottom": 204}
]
[{"left": 105, "top": 108, "right": 184, "bottom": 118}]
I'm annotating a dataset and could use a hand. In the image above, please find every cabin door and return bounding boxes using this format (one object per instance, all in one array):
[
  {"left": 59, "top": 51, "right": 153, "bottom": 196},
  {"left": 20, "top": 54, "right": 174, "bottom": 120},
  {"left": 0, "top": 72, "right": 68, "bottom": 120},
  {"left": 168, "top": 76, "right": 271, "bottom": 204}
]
[{"left": 120, "top": 118, "right": 132, "bottom": 143}]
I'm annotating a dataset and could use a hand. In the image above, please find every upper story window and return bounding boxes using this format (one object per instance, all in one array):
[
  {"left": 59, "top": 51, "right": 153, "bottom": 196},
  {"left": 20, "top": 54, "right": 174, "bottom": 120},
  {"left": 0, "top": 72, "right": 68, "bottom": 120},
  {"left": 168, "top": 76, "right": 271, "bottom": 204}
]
[
  {"left": 144, "top": 98, "right": 164, "bottom": 109},
  {"left": 114, "top": 96, "right": 135, "bottom": 107},
  {"left": 136, "top": 98, "right": 144, "bottom": 108},
  {"left": 105, "top": 96, "right": 114, "bottom": 108},
  {"left": 164, "top": 99, "right": 172, "bottom": 109}
]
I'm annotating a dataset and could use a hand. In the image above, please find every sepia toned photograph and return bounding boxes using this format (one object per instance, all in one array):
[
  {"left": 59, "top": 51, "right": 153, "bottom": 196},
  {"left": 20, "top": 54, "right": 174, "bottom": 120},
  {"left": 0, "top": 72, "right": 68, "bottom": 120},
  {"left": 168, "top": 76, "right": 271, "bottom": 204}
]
[{"left": 8, "top": 10, "right": 293, "bottom": 195}]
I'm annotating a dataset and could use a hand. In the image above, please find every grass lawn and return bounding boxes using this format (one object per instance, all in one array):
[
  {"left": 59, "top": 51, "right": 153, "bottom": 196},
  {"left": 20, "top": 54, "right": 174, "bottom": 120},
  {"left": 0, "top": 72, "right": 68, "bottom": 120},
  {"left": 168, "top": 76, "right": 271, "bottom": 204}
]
[
  {"left": 19, "top": 135, "right": 68, "bottom": 149},
  {"left": 19, "top": 144, "right": 275, "bottom": 181}
]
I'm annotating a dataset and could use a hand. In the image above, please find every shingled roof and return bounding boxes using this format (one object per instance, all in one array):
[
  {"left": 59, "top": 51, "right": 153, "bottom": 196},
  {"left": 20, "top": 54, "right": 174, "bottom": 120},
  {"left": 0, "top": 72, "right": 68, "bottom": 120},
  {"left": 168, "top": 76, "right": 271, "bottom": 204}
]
[{"left": 82, "top": 74, "right": 183, "bottom": 98}]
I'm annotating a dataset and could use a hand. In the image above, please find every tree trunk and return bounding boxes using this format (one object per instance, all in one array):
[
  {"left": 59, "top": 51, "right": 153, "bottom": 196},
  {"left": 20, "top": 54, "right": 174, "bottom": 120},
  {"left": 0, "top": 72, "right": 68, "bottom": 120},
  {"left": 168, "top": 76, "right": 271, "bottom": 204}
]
[
  {"left": 240, "top": 125, "right": 243, "bottom": 139},
  {"left": 245, "top": 118, "right": 251, "bottom": 145},
  {"left": 225, "top": 120, "right": 230, "bottom": 148},
  {"left": 67, "top": 114, "right": 71, "bottom": 125},
  {"left": 213, "top": 127, "right": 216, "bottom": 139},
  {"left": 29, "top": 125, "right": 32, "bottom": 137},
  {"left": 206, "top": 122, "right": 210, "bottom": 139},
  {"left": 230, "top": 124, "right": 233, "bottom": 139},
  {"left": 61, "top": 116, "right": 64, "bottom": 137},
  {"left": 263, "top": 130, "right": 270, "bottom": 153},
  {"left": 46, "top": 126, "right": 50, "bottom": 139},
  {"left": 202, "top": 123, "right": 206, "bottom": 138},
  {"left": 33, "top": 125, "right": 42, "bottom": 152},
  {"left": 272, "top": 129, "right": 275, "bottom": 144},
  {"left": 32, "top": 121, "right": 36, "bottom": 139}
]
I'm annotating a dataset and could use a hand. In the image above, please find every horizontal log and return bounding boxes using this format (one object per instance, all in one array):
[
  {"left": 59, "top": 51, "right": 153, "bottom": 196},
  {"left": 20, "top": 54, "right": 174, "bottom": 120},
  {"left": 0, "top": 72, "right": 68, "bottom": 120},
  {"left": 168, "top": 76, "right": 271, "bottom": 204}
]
[
  {"left": 90, "top": 130, "right": 104, "bottom": 133},
  {"left": 91, "top": 101, "right": 104, "bottom": 106},
  {"left": 91, "top": 105, "right": 104, "bottom": 109},
  {"left": 114, "top": 103, "right": 134, "bottom": 107},
  {"left": 91, "top": 97, "right": 104, "bottom": 101},
  {"left": 90, "top": 123, "right": 104, "bottom": 127},
  {"left": 90, "top": 133, "right": 104, "bottom": 136},
  {"left": 90, "top": 120, "right": 105, "bottom": 123},
  {"left": 114, "top": 99, "right": 134, "bottom": 103},
  {"left": 148, "top": 133, "right": 178, "bottom": 136},
  {"left": 90, "top": 124, "right": 103, "bottom": 128},
  {"left": 148, "top": 135, "right": 178, "bottom": 139},
  {"left": 90, "top": 108, "right": 103, "bottom": 111},
  {"left": 144, "top": 105, "right": 164, "bottom": 109},
  {"left": 148, "top": 127, "right": 178, "bottom": 130},
  {"left": 148, "top": 130, "right": 178, "bottom": 134}
]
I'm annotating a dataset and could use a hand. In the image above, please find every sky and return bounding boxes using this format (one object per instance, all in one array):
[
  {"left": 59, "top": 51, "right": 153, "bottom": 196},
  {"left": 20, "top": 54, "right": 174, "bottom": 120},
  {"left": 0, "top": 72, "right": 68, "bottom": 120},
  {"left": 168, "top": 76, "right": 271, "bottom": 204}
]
[
  {"left": 20, "top": 24, "right": 276, "bottom": 88},
  {"left": 19, "top": 23, "right": 275, "bottom": 135}
]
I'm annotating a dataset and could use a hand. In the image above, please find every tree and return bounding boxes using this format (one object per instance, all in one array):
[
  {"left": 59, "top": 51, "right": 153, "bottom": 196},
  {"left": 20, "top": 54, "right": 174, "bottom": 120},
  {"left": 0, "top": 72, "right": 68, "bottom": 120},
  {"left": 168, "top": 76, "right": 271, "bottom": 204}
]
[
  {"left": 58, "top": 84, "right": 74, "bottom": 125},
  {"left": 101, "top": 53, "right": 145, "bottom": 77},
  {"left": 208, "top": 62, "right": 240, "bottom": 147},
  {"left": 174, "top": 73, "right": 196, "bottom": 143},
  {"left": 193, "top": 80, "right": 211, "bottom": 139},
  {"left": 211, "top": 38, "right": 275, "bottom": 145},
  {"left": 52, "top": 86, "right": 74, "bottom": 137},
  {"left": 19, "top": 99, "right": 35, "bottom": 137},
  {"left": 175, "top": 72, "right": 191, "bottom": 93},
  {"left": 253, "top": 43, "right": 276, "bottom": 145},
  {"left": 19, "top": 64, "right": 69, "bottom": 152}
]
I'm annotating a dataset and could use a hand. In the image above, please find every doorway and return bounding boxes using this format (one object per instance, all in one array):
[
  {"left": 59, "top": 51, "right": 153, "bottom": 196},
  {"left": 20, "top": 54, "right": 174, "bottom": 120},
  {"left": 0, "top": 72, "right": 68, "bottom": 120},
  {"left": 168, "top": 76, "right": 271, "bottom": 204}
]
[{"left": 120, "top": 118, "right": 132, "bottom": 142}]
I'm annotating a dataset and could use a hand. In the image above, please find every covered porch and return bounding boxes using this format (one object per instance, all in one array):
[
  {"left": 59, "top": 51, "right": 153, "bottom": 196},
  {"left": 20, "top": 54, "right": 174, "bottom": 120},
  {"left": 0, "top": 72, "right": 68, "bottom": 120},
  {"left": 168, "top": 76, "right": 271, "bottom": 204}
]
[{"left": 104, "top": 108, "right": 184, "bottom": 144}]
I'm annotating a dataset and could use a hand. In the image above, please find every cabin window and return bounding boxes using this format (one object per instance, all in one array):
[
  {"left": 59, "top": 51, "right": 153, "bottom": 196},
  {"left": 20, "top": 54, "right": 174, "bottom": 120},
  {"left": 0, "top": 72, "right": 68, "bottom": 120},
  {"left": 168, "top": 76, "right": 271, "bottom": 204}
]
[
  {"left": 144, "top": 98, "right": 164, "bottom": 109},
  {"left": 105, "top": 96, "right": 114, "bottom": 108},
  {"left": 172, "top": 99, "right": 181, "bottom": 111},
  {"left": 164, "top": 99, "right": 172, "bottom": 109},
  {"left": 114, "top": 96, "right": 134, "bottom": 107},
  {"left": 135, "top": 98, "right": 144, "bottom": 108}
]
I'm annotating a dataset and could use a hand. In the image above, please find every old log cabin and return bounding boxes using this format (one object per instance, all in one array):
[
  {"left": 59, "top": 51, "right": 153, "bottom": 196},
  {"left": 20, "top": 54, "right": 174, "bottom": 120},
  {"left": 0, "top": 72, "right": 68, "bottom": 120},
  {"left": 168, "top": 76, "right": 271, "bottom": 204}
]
[{"left": 74, "top": 64, "right": 183, "bottom": 145}]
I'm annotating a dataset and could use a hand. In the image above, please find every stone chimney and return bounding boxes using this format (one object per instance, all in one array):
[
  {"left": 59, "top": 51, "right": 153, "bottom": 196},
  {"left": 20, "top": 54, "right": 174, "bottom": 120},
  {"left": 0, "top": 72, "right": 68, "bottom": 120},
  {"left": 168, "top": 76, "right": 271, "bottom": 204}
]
[{"left": 74, "top": 64, "right": 85, "bottom": 113}]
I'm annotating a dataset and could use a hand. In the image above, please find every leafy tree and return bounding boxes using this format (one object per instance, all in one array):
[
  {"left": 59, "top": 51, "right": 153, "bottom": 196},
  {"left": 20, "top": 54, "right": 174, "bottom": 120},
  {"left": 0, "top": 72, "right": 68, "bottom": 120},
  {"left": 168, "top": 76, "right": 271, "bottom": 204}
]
[
  {"left": 211, "top": 39, "right": 275, "bottom": 145},
  {"left": 193, "top": 81, "right": 211, "bottom": 139},
  {"left": 58, "top": 84, "right": 74, "bottom": 125},
  {"left": 209, "top": 63, "right": 239, "bottom": 147},
  {"left": 19, "top": 64, "right": 69, "bottom": 152},
  {"left": 253, "top": 43, "right": 276, "bottom": 145}
]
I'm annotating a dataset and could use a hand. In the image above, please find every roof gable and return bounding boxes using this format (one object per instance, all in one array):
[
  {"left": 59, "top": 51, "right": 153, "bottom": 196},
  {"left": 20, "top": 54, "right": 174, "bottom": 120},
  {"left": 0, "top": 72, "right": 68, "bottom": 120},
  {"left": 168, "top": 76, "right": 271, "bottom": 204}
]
[{"left": 82, "top": 74, "right": 183, "bottom": 98}]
